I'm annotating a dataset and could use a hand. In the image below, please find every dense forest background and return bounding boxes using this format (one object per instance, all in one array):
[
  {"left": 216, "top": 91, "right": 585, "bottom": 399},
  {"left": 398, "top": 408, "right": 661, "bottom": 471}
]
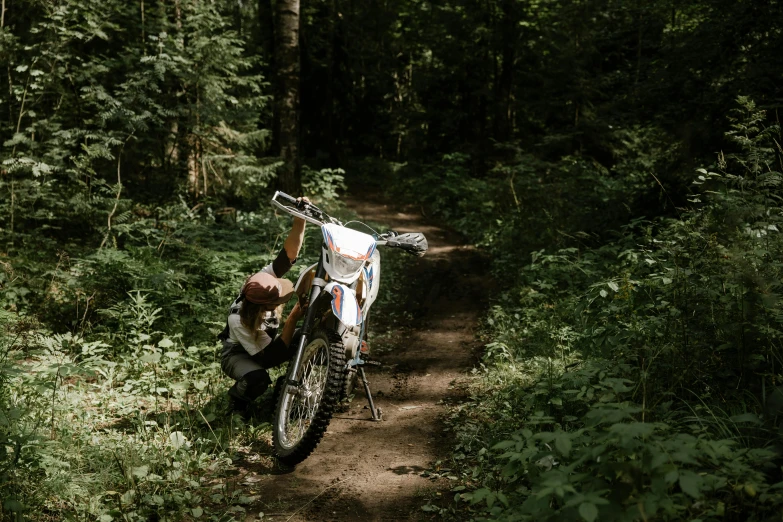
[{"left": 2, "top": 0, "right": 783, "bottom": 520}]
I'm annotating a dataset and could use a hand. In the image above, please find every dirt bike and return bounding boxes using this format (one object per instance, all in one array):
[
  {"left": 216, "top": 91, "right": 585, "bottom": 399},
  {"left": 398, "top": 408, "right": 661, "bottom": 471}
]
[{"left": 270, "top": 191, "right": 428, "bottom": 466}]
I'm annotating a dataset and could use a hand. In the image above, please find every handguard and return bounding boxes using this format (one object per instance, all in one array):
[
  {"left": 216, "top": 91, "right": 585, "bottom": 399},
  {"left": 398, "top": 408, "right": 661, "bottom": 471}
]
[{"left": 385, "top": 232, "right": 428, "bottom": 257}]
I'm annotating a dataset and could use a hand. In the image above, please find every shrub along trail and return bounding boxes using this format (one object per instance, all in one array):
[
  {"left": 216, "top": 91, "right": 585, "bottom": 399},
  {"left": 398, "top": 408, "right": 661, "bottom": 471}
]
[{"left": 239, "top": 194, "right": 489, "bottom": 521}]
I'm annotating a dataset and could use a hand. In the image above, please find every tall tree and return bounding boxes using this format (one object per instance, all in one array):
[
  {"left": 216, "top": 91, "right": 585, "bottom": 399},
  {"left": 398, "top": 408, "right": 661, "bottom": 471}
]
[
  {"left": 275, "top": 0, "right": 301, "bottom": 194},
  {"left": 257, "top": 0, "right": 274, "bottom": 71},
  {"left": 494, "top": 0, "right": 518, "bottom": 142}
]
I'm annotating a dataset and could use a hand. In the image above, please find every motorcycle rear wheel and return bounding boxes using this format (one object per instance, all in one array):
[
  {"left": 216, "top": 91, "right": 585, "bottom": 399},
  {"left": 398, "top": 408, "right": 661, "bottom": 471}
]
[
  {"left": 273, "top": 328, "right": 345, "bottom": 465},
  {"left": 343, "top": 370, "right": 359, "bottom": 400}
]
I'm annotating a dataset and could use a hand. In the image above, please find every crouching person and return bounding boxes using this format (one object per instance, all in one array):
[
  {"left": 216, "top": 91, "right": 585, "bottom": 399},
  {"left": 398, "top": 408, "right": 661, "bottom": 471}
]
[{"left": 219, "top": 199, "right": 309, "bottom": 417}]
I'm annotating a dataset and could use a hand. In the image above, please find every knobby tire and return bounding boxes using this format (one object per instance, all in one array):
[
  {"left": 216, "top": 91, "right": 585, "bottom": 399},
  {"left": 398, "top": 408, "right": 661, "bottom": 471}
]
[
  {"left": 272, "top": 328, "right": 345, "bottom": 465},
  {"left": 342, "top": 368, "right": 359, "bottom": 401}
]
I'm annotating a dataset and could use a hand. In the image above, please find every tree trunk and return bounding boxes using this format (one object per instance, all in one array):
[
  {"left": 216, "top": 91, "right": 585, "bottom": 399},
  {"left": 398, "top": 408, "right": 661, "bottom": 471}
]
[
  {"left": 258, "top": 0, "right": 274, "bottom": 64},
  {"left": 262, "top": 0, "right": 280, "bottom": 154},
  {"left": 494, "top": 0, "right": 516, "bottom": 142},
  {"left": 275, "top": 0, "right": 301, "bottom": 195},
  {"left": 326, "top": 0, "right": 339, "bottom": 165},
  {"left": 2, "top": 0, "right": 11, "bottom": 130}
]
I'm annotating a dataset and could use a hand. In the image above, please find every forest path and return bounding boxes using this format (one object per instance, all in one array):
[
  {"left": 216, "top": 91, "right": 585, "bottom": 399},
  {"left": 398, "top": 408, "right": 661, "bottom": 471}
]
[{"left": 240, "top": 193, "right": 488, "bottom": 521}]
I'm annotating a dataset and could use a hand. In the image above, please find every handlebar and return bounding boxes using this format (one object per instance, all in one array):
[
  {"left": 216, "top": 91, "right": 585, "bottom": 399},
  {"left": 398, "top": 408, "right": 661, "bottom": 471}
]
[
  {"left": 272, "top": 192, "right": 428, "bottom": 256},
  {"left": 271, "top": 191, "right": 340, "bottom": 226}
]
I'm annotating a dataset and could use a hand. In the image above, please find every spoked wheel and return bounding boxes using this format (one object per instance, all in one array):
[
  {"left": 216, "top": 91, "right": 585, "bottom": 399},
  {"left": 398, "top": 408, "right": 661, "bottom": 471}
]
[{"left": 273, "top": 328, "right": 345, "bottom": 465}]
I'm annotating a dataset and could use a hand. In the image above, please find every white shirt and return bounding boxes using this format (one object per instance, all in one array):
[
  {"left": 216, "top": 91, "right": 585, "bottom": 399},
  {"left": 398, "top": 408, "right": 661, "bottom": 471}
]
[{"left": 227, "top": 262, "right": 278, "bottom": 356}]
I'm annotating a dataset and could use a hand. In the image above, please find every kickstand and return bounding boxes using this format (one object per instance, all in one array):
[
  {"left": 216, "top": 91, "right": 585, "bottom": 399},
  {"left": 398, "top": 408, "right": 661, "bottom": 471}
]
[{"left": 359, "top": 367, "right": 383, "bottom": 421}]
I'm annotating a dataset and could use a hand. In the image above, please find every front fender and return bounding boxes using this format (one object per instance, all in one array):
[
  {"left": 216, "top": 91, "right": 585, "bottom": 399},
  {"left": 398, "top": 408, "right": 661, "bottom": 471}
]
[{"left": 323, "top": 282, "right": 363, "bottom": 327}]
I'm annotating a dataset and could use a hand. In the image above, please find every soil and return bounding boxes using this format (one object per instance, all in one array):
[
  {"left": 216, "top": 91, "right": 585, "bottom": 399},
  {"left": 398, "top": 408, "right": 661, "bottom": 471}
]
[{"left": 238, "top": 194, "right": 489, "bottom": 521}]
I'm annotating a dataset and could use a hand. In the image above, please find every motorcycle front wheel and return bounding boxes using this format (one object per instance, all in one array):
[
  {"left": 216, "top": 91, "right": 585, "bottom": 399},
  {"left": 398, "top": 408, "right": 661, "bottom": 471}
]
[{"left": 273, "top": 328, "right": 345, "bottom": 465}]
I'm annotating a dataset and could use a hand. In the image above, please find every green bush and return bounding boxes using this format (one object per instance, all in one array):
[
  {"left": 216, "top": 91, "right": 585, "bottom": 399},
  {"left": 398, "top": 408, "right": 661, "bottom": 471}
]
[{"left": 436, "top": 97, "right": 783, "bottom": 521}]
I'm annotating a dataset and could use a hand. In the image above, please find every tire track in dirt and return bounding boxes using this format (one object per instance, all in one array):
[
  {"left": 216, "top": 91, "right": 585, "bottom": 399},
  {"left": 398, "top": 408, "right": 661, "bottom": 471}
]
[{"left": 240, "top": 195, "right": 488, "bottom": 521}]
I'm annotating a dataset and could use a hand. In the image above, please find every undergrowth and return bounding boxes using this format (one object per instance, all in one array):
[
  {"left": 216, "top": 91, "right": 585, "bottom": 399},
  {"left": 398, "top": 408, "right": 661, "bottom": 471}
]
[
  {"left": 0, "top": 167, "right": 345, "bottom": 520},
  {"left": 406, "top": 98, "right": 783, "bottom": 521}
]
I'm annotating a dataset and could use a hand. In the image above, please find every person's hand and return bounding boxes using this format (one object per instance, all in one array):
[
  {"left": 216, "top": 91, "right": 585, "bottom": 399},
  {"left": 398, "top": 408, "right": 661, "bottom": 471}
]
[
  {"left": 288, "top": 301, "right": 307, "bottom": 322},
  {"left": 293, "top": 197, "right": 312, "bottom": 227}
]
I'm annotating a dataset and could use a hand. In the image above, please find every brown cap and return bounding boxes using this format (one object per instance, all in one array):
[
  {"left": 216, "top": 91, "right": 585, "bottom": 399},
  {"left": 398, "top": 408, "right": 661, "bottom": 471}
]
[{"left": 242, "top": 271, "right": 295, "bottom": 305}]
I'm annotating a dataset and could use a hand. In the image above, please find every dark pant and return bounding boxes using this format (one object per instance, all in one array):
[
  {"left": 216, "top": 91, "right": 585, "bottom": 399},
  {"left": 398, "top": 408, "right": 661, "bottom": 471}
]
[{"left": 221, "top": 338, "right": 296, "bottom": 403}]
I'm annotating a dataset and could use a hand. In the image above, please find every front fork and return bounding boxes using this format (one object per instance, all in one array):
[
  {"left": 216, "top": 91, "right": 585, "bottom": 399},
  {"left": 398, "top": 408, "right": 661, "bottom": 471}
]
[{"left": 285, "top": 261, "right": 327, "bottom": 388}]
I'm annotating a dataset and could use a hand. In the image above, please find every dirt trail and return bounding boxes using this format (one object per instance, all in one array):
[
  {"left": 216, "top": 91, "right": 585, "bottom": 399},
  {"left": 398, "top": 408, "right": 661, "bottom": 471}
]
[{"left": 242, "top": 195, "right": 488, "bottom": 521}]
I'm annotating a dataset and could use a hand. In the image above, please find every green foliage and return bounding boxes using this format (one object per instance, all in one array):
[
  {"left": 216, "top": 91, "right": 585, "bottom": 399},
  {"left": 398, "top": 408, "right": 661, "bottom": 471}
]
[
  {"left": 302, "top": 166, "right": 347, "bottom": 202},
  {"left": 448, "top": 360, "right": 782, "bottom": 521},
  {"left": 432, "top": 98, "right": 783, "bottom": 521},
  {"left": 2, "top": 0, "right": 783, "bottom": 517},
  {"left": 0, "top": 311, "right": 247, "bottom": 520},
  {"left": 0, "top": 311, "right": 27, "bottom": 518},
  {"left": 0, "top": 203, "right": 301, "bottom": 519},
  {"left": 0, "top": 0, "right": 269, "bottom": 261}
]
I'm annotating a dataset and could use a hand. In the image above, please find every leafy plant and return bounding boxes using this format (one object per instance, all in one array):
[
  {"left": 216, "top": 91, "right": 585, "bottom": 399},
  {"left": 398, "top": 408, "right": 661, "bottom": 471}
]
[{"left": 434, "top": 97, "right": 783, "bottom": 521}]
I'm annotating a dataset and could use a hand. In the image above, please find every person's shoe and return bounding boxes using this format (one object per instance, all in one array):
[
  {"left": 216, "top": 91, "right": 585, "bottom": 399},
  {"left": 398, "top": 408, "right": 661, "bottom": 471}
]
[{"left": 227, "top": 394, "right": 255, "bottom": 420}]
